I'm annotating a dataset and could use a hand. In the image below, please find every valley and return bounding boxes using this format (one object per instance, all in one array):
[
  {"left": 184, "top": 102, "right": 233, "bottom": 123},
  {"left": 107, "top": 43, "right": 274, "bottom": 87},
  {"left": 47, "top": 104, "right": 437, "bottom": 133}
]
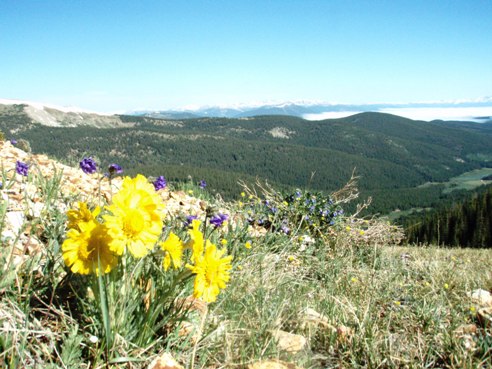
[{"left": 1, "top": 102, "right": 492, "bottom": 217}]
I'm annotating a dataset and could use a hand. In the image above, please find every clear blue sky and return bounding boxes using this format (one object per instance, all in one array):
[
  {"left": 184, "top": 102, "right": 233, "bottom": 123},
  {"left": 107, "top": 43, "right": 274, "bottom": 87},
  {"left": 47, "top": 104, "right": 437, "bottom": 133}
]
[{"left": 1, "top": 0, "right": 491, "bottom": 112}]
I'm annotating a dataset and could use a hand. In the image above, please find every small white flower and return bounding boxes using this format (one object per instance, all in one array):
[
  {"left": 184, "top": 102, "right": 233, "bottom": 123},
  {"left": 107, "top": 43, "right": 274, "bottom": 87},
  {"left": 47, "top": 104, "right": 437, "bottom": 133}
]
[{"left": 89, "top": 335, "right": 99, "bottom": 344}]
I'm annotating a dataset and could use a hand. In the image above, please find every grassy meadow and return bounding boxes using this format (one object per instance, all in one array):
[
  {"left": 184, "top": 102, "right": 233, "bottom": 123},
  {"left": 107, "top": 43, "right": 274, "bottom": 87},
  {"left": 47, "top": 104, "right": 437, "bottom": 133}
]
[{"left": 0, "top": 145, "right": 491, "bottom": 369}]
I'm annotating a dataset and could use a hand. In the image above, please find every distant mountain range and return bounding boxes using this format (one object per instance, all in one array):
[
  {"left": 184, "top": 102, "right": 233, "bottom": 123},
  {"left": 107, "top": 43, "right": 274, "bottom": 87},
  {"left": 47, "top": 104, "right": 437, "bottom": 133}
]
[
  {"left": 131, "top": 98, "right": 492, "bottom": 122},
  {"left": 2, "top": 97, "right": 492, "bottom": 123}
]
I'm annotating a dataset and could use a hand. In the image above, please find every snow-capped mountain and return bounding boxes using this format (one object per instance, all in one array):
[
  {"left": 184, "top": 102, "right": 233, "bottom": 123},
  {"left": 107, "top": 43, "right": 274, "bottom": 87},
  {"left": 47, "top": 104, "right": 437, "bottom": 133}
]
[{"left": 132, "top": 98, "right": 492, "bottom": 122}]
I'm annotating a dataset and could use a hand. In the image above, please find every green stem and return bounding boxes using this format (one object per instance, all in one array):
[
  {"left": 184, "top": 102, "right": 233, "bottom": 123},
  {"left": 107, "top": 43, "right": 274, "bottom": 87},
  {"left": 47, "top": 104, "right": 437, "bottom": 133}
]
[{"left": 97, "top": 267, "right": 112, "bottom": 361}]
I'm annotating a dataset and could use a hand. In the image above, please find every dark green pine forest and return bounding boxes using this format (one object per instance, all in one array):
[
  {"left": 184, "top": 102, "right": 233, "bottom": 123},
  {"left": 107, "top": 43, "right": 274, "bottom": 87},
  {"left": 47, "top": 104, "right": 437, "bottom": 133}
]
[{"left": 403, "top": 185, "right": 492, "bottom": 247}]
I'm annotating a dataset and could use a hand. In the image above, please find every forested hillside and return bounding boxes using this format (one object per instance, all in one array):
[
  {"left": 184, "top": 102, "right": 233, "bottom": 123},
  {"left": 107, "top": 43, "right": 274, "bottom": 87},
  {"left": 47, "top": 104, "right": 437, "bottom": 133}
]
[
  {"left": 1, "top": 104, "right": 492, "bottom": 215},
  {"left": 404, "top": 185, "right": 492, "bottom": 247}
]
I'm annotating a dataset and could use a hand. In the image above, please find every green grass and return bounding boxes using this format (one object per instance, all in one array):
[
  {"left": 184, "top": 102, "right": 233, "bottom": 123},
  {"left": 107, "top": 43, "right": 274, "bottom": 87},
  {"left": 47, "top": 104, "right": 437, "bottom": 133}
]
[
  {"left": 443, "top": 168, "right": 492, "bottom": 194},
  {"left": 1, "top": 154, "right": 491, "bottom": 369}
]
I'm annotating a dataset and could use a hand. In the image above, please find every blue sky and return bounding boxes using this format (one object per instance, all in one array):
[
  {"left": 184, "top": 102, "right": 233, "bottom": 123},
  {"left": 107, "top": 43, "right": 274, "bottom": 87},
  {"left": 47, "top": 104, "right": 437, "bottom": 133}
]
[{"left": 1, "top": 0, "right": 491, "bottom": 112}]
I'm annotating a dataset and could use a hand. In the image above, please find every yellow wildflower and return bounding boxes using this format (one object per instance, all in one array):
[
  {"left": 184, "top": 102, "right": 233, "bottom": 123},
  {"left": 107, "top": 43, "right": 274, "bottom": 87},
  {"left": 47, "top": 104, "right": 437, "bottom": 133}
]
[
  {"left": 67, "top": 202, "right": 100, "bottom": 230},
  {"left": 245, "top": 241, "right": 252, "bottom": 249},
  {"left": 188, "top": 190, "right": 193, "bottom": 195},
  {"left": 345, "top": 226, "right": 351, "bottom": 231},
  {"left": 160, "top": 232, "right": 184, "bottom": 271},
  {"left": 241, "top": 192, "right": 245, "bottom": 197},
  {"left": 104, "top": 175, "right": 164, "bottom": 258},
  {"left": 186, "top": 242, "right": 233, "bottom": 303},
  {"left": 187, "top": 219, "right": 204, "bottom": 262},
  {"left": 62, "top": 220, "right": 118, "bottom": 275},
  {"left": 220, "top": 239, "right": 228, "bottom": 246},
  {"left": 359, "top": 230, "right": 365, "bottom": 235}
]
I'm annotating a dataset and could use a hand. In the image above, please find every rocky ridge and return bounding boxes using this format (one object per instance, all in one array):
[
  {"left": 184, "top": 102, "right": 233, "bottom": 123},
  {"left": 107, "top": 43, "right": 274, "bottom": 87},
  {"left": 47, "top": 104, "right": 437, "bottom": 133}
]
[{"left": 0, "top": 140, "right": 206, "bottom": 268}]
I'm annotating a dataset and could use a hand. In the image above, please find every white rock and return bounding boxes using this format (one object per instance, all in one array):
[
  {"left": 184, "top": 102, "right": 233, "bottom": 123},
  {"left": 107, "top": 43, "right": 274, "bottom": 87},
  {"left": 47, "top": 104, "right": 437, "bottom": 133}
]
[
  {"left": 468, "top": 289, "right": 492, "bottom": 307},
  {"left": 271, "top": 329, "right": 308, "bottom": 354},
  {"left": 5, "top": 211, "right": 25, "bottom": 235}
]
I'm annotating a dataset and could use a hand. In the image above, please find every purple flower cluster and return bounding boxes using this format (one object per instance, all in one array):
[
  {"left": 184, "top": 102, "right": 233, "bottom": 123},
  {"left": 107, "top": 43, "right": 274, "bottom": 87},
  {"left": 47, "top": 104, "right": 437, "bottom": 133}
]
[
  {"left": 199, "top": 179, "right": 207, "bottom": 189},
  {"left": 153, "top": 176, "right": 167, "bottom": 191},
  {"left": 10, "top": 139, "right": 17, "bottom": 145},
  {"left": 16, "top": 161, "right": 29, "bottom": 176},
  {"left": 80, "top": 157, "right": 97, "bottom": 174},
  {"left": 108, "top": 163, "right": 123, "bottom": 175},
  {"left": 210, "top": 213, "right": 229, "bottom": 228},
  {"left": 184, "top": 215, "right": 198, "bottom": 227}
]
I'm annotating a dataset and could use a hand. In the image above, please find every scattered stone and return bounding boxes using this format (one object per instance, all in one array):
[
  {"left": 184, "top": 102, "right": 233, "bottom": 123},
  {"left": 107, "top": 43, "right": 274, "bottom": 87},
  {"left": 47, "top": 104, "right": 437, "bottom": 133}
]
[
  {"left": 453, "top": 324, "right": 478, "bottom": 352},
  {"left": 454, "top": 324, "right": 477, "bottom": 335},
  {"left": 300, "top": 308, "right": 335, "bottom": 331},
  {"left": 4, "top": 211, "right": 25, "bottom": 235},
  {"left": 174, "top": 296, "right": 208, "bottom": 343},
  {"left": 336, "top": 325, "right": 354, "bottom": 343},
  {"left": 148, "top": 353, "right": 184, "bottom": 369},
  {"left": 271, "top": 329, "right": 308, "bottom": 354},
  {"left": 300, "top": 308, "right": 353, "bottom": 343},
  {"left": 248, "top": 359, "right": 302, "bottom": 369},
  {"left": 477, "top": 307, "right": 492, "bottom": 328},
  {"left": 468, "top": 289, "right": 492, "bottom": 307}
]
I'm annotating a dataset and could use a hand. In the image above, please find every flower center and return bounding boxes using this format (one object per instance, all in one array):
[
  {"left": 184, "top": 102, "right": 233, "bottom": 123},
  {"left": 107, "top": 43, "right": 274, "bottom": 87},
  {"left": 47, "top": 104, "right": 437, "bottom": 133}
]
[
  {"left": 123, "top": 209, "right": 145, "bottom": 237},
  {"left": 205, "top": 265, "right": 218, "bottom": 285},
  {"left": 79, "top": 225, "right": 107, "bottom": 261}
]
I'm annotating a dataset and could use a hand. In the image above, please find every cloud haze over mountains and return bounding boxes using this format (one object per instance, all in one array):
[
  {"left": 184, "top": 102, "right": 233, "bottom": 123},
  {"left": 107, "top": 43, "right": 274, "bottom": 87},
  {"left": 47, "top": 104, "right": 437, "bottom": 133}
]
[
  {"left": 132, "top": 98, "right": 492, "bottom": 122},
  {"left": 1, "top": 97, "right": 492, "bottom": 122}
]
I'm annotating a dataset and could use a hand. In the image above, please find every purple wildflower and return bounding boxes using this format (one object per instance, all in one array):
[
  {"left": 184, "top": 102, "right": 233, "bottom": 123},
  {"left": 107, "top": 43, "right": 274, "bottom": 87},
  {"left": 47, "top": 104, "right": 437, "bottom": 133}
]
[
  {"left": 80, "top": 157, "right": 97, "bottom": 174},
  {"left": 10, "top": 139, "right": 17, "bottom": 145},
  {"left": 16, "top": 161, "right": 29, "bottom": 176},
  {"left": 281, "top": 225, "right": 290, "bottom": 234},
  {"left": 108, "top": 163, "right": 123, "bottom": 175},
  {"left": 210, "top": 213, "right": 229, "bottom": 228},
  {"left": 184, "top": 215, "right": 198, "bottom": 227},
  {"left": 153, "top": 176, "right": 167, "bottom": 191},
  {"left": 199, "top": 179, "right": 207, "bottom": 189}
]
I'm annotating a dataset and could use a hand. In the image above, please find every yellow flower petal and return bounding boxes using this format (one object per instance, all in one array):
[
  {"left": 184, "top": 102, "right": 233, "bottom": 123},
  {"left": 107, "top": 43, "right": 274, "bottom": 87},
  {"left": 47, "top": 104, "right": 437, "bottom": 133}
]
[
  {"left": 186, "top": 243, "right": 232, "bottom": 303},
  {"left": 160, "top": 232, "right": 184, "bottom": 271},
  {"left": 62, "top": 220, "right": 118, "bottom": 275}
]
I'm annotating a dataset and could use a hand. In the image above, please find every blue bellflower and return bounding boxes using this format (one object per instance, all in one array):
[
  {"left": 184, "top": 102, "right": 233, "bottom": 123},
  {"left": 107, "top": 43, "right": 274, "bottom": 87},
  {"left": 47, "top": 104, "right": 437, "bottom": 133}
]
[
  {"left": 16, "top": 161, "right": 29, "bottom": 176},
  {"left": 153, "top": 176, "right": 167, "bottom": 191},
  {"left": 80, "top": 157, "right": 97, "bottom": 174},
  {"left": 108, "top": 163, "right": 123, "bottom": 175},
  {"left": 210, "top": 213, "right": 229, "bottom": 228},
  {"left": 184, "top": 215, "right": 198, "bottom": 227}
]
